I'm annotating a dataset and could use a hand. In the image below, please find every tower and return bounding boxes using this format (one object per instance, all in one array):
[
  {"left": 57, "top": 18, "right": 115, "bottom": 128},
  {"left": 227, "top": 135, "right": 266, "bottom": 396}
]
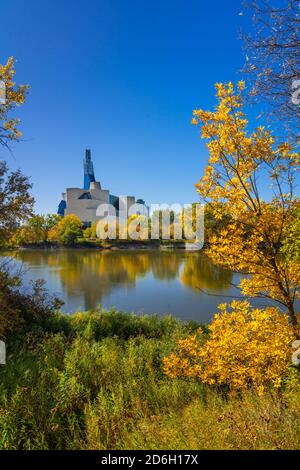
[{"left": 83, "top": 149, "right": 96, "bottom": 190}]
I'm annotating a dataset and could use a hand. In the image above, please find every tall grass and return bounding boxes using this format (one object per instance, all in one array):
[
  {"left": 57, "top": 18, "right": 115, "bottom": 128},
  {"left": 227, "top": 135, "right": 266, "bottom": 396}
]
[{"left": 0, "top": 309, "right": 299, "bottom": 450}]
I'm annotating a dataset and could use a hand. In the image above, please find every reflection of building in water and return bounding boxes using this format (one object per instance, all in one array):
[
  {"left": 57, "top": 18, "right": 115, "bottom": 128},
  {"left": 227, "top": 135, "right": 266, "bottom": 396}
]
[{"left": 57, "top": 149, "right": 148, "bottom": 226}]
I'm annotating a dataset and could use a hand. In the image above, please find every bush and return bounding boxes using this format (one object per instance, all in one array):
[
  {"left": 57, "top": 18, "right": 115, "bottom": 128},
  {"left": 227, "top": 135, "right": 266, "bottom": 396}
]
[
  {"left": 0, "top": 268, "right": 62, "bottom": 340},
  {"left": 163, "top": 300, "right": 296, "bottom": 395},
  {"left": 67, "top": 310, "right": 184, "bottom": 340}
]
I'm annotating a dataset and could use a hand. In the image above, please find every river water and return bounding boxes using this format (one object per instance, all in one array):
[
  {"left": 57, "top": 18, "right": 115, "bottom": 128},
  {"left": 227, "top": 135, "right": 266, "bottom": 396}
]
[{"left": 1, "top": 249, "right": 279, "bottom": 322}]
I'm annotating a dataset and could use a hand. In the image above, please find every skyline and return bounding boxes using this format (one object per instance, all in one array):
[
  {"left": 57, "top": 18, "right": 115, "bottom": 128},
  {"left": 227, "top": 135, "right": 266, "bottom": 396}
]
[{"left": 1, "top": 1, "right": 260, "bottom": 214}]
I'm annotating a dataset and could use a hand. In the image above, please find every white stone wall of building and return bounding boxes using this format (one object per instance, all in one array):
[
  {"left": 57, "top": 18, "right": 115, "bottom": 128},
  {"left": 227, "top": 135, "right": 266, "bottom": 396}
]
[{"left": 64, "top": 184, "right": 110, "bottom": 224}]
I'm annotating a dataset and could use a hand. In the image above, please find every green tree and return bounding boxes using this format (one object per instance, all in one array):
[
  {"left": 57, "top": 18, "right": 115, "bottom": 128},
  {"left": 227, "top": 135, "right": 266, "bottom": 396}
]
[
  {"left": 0, "top": 58, "right": 63, "bottom": 339},
  {"left": 44, "top": 214, "right": 62, "bottom": 231},
  {"left": 0, "top": 161, "right": 34, "bottom": 245},
  {"left": 48, "top": 214, "right": 83, "bottom": 245},
  {"left": 13, "top": 214, "right": 62, "bottom": 245},
  {"left": 83, "top": 222, "right": 97, "bottom": 239},
  {"left": 0, "top": 57, "right": 32, "bottom": 245}
]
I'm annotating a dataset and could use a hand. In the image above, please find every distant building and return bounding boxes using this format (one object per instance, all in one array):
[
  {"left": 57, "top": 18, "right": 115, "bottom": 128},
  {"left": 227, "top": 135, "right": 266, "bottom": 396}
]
[{"left": 57, "top": 150, "right": 148, "bottom": 226}]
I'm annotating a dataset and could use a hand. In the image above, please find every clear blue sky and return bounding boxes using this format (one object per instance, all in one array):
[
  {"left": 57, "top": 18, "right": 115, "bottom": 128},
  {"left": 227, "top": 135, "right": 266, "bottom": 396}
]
[{"left": 0, "top": 0, "right": 251, "bottom": 214}]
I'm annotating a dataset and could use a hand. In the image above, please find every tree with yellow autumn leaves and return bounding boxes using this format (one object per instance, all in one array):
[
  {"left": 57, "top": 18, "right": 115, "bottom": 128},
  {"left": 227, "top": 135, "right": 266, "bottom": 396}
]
[
  {"left": 0, "top": 57, "right": 28, "bottom": 147},
  {"left": 191, "top": 82, "right": 300, "bottom": 327},
  {"left": 164, "top": 82, "right": 300, "bottom": 393}
]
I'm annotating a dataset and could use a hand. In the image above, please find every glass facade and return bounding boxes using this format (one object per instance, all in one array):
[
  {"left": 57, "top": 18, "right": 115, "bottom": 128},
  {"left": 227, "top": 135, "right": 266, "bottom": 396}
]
[{"left": 83, "top": 149, "right": 96, "bottom": 189}]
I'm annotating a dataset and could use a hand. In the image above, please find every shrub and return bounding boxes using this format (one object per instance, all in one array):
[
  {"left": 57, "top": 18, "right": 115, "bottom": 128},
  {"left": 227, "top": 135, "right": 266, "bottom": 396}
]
[
  {"left": 68, "top": 310, "right": 182, "bottom": 340},
  {"left": 163, "top": 300, "right": 296, "bottom": 394},
  {"left": 0, "top": 269, "right": 62, "bottom": 340}
]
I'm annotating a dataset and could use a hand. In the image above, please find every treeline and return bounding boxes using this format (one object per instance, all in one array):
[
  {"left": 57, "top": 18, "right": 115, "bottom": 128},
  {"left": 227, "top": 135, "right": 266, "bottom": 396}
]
[{"left": 3, "top": 204, "right": 231, "bottom": 247}]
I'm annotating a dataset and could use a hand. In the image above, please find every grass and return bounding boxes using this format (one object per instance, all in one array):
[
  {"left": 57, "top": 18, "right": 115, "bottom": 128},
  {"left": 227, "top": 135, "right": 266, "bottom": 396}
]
[{"left": 0, "top": 309, "right": 299, "bottom": 450}]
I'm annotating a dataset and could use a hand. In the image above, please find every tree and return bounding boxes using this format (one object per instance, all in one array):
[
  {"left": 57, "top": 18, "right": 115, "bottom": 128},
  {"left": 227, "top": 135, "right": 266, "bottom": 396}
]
[
  {"left": 242, "top": 0, "right": 300, "bottom": 141},
  {"left": 48, "top": 214, "right": 83, "bottom": 245},
  {"left": 127, "top": 214, "right": 149, "bottom": 240},
  {"left": 13, "top": 214, "right": 62, "bottom": 245},
  {"left": 151, "top": 210, "right": 176, "bottom": 239},
  {"left": 192, "top": 82, "right": 300, "bottom": 327},
  {"left": 0, "top": 161, "right": 34, "bottom": 245},
  {"left": 44, "top": 213, "right": 62, "bottom": 232},
  {"left": 0, "top": 58, "right": 32, "bottom": 244},
  {"left": 0, "top": 58, "right": 61, "bottom": 339},
  {"left": 0, "top": 57, "right": 28, "bottom": 147},
  {"left": 83, "top": 223, "right": 97, "bottom": 239},
  {"left": 182, "top": 202, "right": 231, "bottom": 242}
]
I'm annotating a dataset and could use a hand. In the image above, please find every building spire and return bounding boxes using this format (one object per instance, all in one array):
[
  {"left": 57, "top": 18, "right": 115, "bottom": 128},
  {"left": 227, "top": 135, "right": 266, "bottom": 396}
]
[{"left": 83, "top": 149, "right": 96, "bottom": 189}]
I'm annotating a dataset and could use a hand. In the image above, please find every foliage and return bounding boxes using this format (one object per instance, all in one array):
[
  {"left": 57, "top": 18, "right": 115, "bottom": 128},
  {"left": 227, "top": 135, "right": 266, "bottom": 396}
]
[
  {"left": 146, "top": 210, "right": 179, "bottom": 240},
  {"left": 0, "top": 311, "right": 195, "bottom": 450},
  {"left": 12, "top": 214, "right": 61, "bottom": 246},
  {"left": 95, "top": 219, "right": 122, "bottom": 240},
  {"left": 48, "top": 214, "right": 82, "bottom": 245},
  {"left": 281, "top": 202, "right": 300, "bottom": 262},
  {"left": 43, "top": 213, "right": 62, "bottom": 231},
  {"left": 83, "top": 223, "right": 97, "bottom": 239},
  {"left": 0, "top": 310, "right": 299, "bottom": 450},
  {"left": 94, "top": 216, "right": 151, "bottom": 241},
  {"left": 127, "top": 214, "right": 149, "bottom": 240},
  {"left": 0, "top": 161, "right": 34, "bottom": 245},
  {"left": 163, "top": 300, "right": 296, "bottom": 395},
  {"left": 0, "top": 268, "right": 62, "bottom": 340},
  {"left": 0, "top": 59, "right": 58, "bottom": 330},
  {"left": 0, "top": 58, "right": 33, "bottom": 245},
  {"left": 192, "top": 82, "right": 300, "bottom": 325},
  {"left": 0, "top": 56, "right": 28, "bottom": 146},
  {"left": 182, "top": 202, "right": 230, "bottom": 242},
  {"left": 67, "top": 309, "right": 182, "bottom": 340}
]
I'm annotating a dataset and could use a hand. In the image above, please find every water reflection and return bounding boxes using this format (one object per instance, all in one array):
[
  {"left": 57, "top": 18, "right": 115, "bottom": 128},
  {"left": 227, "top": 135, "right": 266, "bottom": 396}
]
[
  {"left": 181, "top": 253, "right": 232, "bottom": 292},
  {"left": 7, "top": 249, "right": 236, "bottom": 321}
]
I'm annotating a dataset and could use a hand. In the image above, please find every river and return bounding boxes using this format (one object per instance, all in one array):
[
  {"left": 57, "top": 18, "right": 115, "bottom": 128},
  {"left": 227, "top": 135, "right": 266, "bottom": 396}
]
[{"left": 1, "top": 249, "right": 279, "bottom": 322}]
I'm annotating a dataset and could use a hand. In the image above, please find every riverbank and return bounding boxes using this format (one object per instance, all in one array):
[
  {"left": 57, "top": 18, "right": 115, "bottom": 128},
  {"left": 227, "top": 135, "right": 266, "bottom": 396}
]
[
  {"left": 1, "top": 308, "right": 300, "bottom": 450},
  {"left": 6, "top": 238, "right": 204, "bottom": 251}
]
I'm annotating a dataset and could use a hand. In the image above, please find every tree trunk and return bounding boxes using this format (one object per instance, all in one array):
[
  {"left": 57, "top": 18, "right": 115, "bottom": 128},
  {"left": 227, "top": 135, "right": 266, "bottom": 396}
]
[{"left": 287, "top": 302, "right": 299, "bottom": 338}]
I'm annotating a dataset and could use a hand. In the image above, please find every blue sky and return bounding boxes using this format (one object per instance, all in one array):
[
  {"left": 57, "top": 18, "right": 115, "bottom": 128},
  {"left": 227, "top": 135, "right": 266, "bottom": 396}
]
[{"left": 0, "top": 0, "right": 252, "bottom": 214}]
